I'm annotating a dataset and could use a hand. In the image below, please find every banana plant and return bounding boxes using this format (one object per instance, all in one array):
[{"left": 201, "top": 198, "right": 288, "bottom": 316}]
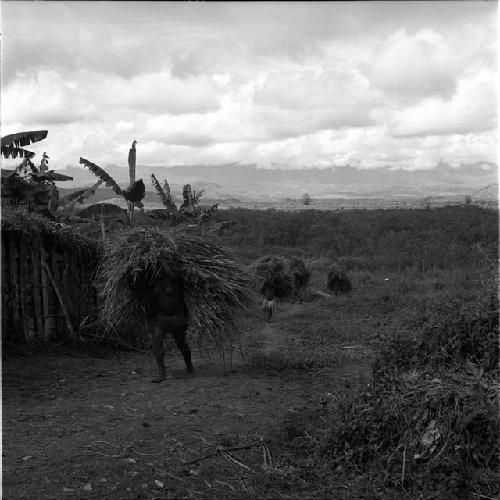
[
  {"left": 58, "top": 179, "right": 104, "bottom": 214},
  {"left": 1, "top": 130, "right": 48, "bottom": 160},
  {"left": 151, "top": 173, "right": 177, "bottom": 217},
  {"left": 150, "top": 174, "right": 219, "bottom": 227},
  {"left": 79, "top": 140, "right": 145, "bottom": 224},
  {"left": 1, "top": 131, "right": 74, "bottom": 216}
]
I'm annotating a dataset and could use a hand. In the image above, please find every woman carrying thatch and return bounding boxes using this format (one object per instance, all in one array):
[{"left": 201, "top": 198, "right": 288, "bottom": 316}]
[
  {"left": 251, "top": 256, "right": 292, "bottom": 323},
  {"left": 138, "top": 256, "right": 193, "bottom": 382},
  {"left": 288, "top": 257, "right": 310, "bottom": 304},
  {"left": 97, "top": 227, "right": 251, "bottom": 382}
]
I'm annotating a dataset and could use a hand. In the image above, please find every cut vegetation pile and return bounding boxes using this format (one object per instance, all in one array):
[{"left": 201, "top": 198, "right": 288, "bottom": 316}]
[
  {"left": 251, "top": 255, "right": 293, "bottom": 299},
  {"left": 96, "top": 226, "right": 253, "bottom": 354}
]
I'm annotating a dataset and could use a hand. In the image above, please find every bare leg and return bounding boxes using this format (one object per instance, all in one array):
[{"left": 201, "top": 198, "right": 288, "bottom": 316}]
[
  {"left": 151, "top": 323, "right": 166, "bottom": 383},
  {"left": 267, "top": 305, "right": 273, "bottom": 323},
  {"left": 173, "top": 327, "right": 194, "bottom": 375}
]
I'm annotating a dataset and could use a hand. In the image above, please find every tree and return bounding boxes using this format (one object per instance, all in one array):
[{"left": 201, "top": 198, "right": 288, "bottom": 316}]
[
  {"left": 1, "top": 130, "right": 74, "bottom": 216},
  {"left": 302, "top": 193, "right": 312, "bottom": 206}
]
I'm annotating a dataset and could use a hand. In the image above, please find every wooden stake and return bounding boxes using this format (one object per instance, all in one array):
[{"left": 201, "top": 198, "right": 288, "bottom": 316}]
[
  {"left": 42, "top": 261, "right": 76, "bottom": 342},
  {"left": 8, "top": 239, "right": 20, "bottom": 335},
  {"left": 31, "top": 249, "right": 44, "bottom": 339},
  {"left": 40, "top": 246, "right": 51, "bottom": 340},
  {"left": 18, "top": 242, "right": 31, "bottom": 341}
]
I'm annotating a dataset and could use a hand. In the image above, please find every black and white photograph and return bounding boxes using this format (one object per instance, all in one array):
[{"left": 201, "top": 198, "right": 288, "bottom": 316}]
[{"left": 1, "top": 1, "right": 498, "bottom": 498}]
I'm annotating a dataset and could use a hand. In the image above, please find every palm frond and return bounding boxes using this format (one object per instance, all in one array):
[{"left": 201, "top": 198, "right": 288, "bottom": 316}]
[{"left": 79, "top": 158, "right": 123, "bottom": 196}]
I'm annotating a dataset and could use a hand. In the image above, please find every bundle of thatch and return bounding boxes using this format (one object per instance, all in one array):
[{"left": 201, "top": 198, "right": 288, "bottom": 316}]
[
  {"left": 288, "top": 257, "right": 311, "bottom": 288},
  {"left": 96, "top": 226, "right": 253, "bottom": 354},
  {"left": 326, "top": 266, "right": 352, "bottom": 295},
  {"left": 251, "top": 255, "right": 293, "bottom": 299}
]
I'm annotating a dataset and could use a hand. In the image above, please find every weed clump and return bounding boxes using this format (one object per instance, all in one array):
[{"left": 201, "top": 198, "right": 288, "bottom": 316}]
[
  {"left": 328, "top": 278, "right": 499, "bottom": 498},
  {"left": 326, "top": 266, "right": 352, "bottom": 295}
]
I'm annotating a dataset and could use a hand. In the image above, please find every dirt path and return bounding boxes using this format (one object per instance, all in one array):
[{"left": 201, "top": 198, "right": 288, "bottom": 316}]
[
  {"left": 256, "top": 303, "right": 304, "bottom": 355},
  {"left": 3, "top": 301, "right": 371, "bottom": 499}
]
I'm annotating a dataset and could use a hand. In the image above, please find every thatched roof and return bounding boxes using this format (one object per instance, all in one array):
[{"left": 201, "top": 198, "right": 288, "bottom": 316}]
[{"left": 1, "top": 205, "right": 102, "bottom": 256}]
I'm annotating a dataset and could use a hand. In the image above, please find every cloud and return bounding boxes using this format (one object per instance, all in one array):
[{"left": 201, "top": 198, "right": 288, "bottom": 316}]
[
  {"left": 2, "top": 70, "right": 98, "bottom": 125},
  {"left": 390, "top": 67, "right": 497, "bottom": 137},
  {"left": 253, "top": 67, "right": 380, "bottom": 137},
  {"left": 370, "top": 29, "right": 458, "bottom": 98},
  {"left": 100, "top": 72, "right": 221, "bottom": 115},
  {"left": 115, "top": 121, "right": 134, "bottom": 132}
]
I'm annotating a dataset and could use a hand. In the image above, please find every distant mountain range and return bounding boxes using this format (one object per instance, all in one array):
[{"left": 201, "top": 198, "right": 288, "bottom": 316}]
[{"left": 56, "top": 162, "right": 498, "bottom": 202}]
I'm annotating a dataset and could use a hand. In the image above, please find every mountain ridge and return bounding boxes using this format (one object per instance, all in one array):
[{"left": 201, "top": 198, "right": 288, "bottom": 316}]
[{"left": 54, "top": 162, "right": 498, "bottom": 201}]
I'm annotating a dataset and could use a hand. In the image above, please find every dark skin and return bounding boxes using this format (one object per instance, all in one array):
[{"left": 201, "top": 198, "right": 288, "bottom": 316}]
[{"left": 149, "top": 258, "right": 194, "bottom": 383}]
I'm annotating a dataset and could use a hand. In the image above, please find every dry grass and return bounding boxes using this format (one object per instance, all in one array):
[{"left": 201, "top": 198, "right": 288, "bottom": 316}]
[
  {"left": 96, "top": 226, "right": 254, "bottom": 354},
  {"left": 250, "top": 255, "right": 293, "bottom": 299}
]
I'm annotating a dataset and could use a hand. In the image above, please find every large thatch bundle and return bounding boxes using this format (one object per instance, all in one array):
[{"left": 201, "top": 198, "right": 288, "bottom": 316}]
[
  {"left": 288, "top": 257, "right": 311, "bottom": 288},
  {"left": 326, "top": 266, "right": 352, "bottom": 295},
  {"left": 251, "top": 255, "right": 293, "bottom": 299},
  {"left": 96, "top": 226, "right": 253, "bottom": 353}
]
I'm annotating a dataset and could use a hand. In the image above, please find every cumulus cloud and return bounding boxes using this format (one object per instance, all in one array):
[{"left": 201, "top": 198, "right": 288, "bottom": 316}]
[
  {"left": 390, "top": 67, "right": 497, "bottom": 137},
  {"left": 98, "top": 72, "right": 221, "bottom": 114},
  {"left": 370, "top": 28, "right": 458, "bottom": 98},
  {"left": 2, "top": 70, "right": 98, "bottom": 125}
]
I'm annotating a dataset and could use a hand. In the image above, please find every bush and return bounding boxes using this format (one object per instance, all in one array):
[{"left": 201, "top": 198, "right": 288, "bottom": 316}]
[
  {"left": 274, "top": 274, "right": 499, "bottom": 499},
  {"left": 324, "top": 369, "right": 499, "bottom": 499}
]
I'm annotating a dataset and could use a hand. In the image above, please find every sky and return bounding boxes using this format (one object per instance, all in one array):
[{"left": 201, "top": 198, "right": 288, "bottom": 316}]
[{"left": 1, "top": 1, "right": 497, "bottom": 171}]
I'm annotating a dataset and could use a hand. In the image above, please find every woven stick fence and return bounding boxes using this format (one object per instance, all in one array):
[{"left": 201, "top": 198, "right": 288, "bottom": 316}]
[{"left": 2, "top": 206, "right": 102, "bottom": 345}]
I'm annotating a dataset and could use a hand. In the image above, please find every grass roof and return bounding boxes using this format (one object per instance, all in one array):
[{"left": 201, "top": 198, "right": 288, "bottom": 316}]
[{"left": 1, "top": 204, "right": 102, "bottom": 256}]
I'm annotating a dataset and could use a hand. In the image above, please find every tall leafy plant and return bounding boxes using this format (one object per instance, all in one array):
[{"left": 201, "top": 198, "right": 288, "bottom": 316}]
[{"left": 79, "top": 140, "right": 145, "bottom": 224}]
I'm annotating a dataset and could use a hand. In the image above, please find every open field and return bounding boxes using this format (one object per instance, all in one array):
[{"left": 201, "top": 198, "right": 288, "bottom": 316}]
[{"left": 3, "top": 206, "right": 499, "bottom": 499}]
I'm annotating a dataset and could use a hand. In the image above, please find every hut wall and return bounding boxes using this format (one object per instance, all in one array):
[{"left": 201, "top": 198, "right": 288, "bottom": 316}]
[{"left": 1, "top": 231, "right": 99, "bottom": 345}]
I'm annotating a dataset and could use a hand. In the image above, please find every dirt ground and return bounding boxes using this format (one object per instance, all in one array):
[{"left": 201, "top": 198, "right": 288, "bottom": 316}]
[{"left": 3, "top": 300, "right": 373, "bottom": 499}]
